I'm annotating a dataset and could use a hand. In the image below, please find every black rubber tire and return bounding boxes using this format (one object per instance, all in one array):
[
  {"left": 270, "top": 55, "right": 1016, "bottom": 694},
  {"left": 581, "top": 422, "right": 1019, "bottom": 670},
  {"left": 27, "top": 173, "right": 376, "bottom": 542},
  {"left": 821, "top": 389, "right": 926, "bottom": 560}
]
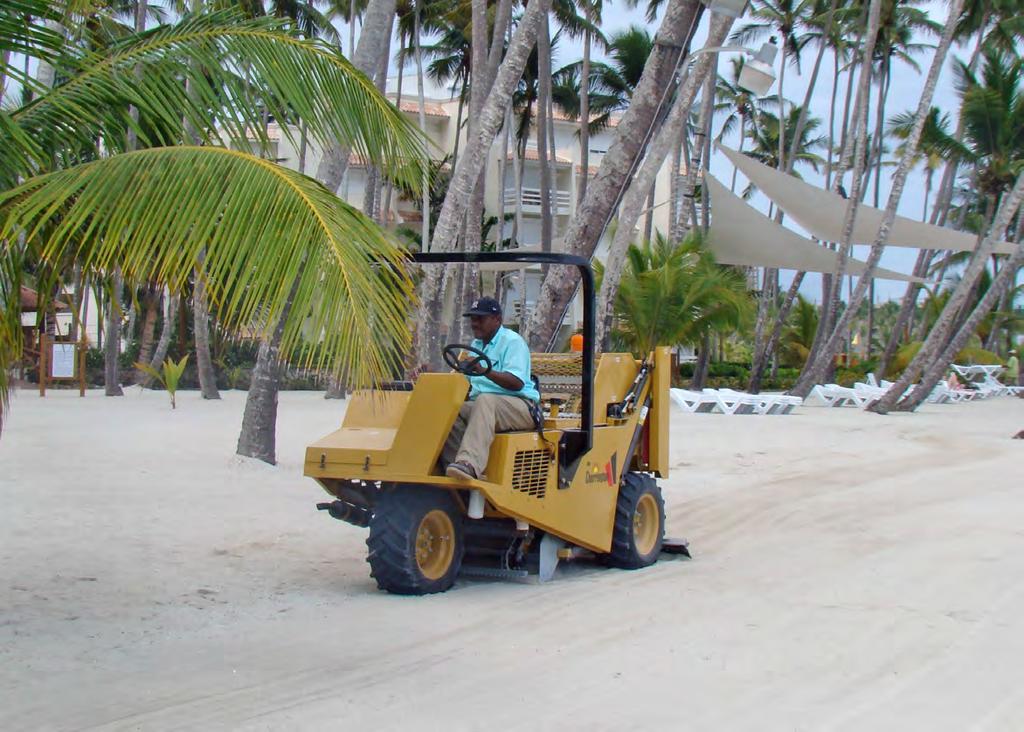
[
  {"left": 366, "top": 485, "right": 464, "bottom": 595},
  {"left": 604, "top": 472, "right": 665, "bottom": 569}
]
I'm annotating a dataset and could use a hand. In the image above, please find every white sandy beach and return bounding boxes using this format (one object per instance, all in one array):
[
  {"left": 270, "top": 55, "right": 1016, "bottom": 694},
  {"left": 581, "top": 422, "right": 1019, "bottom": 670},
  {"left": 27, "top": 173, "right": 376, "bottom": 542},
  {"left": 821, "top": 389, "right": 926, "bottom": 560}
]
[{"left": 1, "top": 388, "right": 1022, "bottom": 730}]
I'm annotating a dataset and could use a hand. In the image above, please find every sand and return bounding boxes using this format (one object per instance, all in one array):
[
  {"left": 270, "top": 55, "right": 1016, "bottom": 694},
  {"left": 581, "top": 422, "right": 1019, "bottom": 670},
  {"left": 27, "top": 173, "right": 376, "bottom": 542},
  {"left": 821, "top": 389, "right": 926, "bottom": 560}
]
[{"left": 1, "top": 387, "right": 1022, "bottom": 731}]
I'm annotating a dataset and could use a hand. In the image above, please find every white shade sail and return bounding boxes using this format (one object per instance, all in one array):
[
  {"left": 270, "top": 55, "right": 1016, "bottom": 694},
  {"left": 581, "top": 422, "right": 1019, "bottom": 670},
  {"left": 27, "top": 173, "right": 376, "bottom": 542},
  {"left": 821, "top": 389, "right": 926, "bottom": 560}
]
[
  {"left": 705, "top": 175, "right": 923, "bottom": 282},
  {"left": 717, "top": 144, "right": 1015, "bottom": 255}
]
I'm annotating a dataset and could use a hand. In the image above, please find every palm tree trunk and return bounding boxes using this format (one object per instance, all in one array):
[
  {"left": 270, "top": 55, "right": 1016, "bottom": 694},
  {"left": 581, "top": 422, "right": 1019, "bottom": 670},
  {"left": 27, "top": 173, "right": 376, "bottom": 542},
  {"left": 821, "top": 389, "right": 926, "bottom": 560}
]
[
  {"left": 494, "top": 2, "right": 515, "bottom": 250},
  {"left": 237, "top": 275, "right": 303, "bottom": 463},
  {"left": 788, "top": 0, "right": 836, "bottom": 176},
  {"left": 690, "top": 333, "right": 710, "bottom": 389},
  {"left": 363, "top": 27, "right": 393, "bottom": 222},
  {"left": 104, "top": 0, "right": 148, "bottom": 396},
  {"left": 456, "top": 0, "right": 491, "bottom": 343},
  {"left": 349, "top": 0, "right": 357, "bottom": 55},
  {"left": 381, "top": 40, "right": 404, "bottom": 223},
  {"left": 794, "top": 0, "right": 963, "bottom": 399},
  {"left": 578, "top": 18, "right": 592, "bottom": 204},
  {"left": 670, "top": 126, "right": 682, "bottom": 236},
  {"left": 537, "top": 14, "right": 554, "bottom": 254},
  {"left": 415, "top": 0, "right": 553, "bottom": 368},
  {"left": 141, "top": 289, "right": 179, "bottom": 388},
  {"left": 877, "top": 248, "right": 932, "bottom": 376},
  {"left": 451, "top": 77, "right": 468, "bottom": 168},
  {"left": 897, "top": 226, "right": 1024, "bottom": 412},
  {"left": 873, "top": 176, "right": 1022, "bottom": 412},
  {"left": 136, "top": 288, "right": 160, "bottom": 369},
  {"left": 643, "top": 183, "right": 656, "bottom": 243},
  {"left": 193, "top": 260, "right": 221, "bottom": 399},
  {"left": 729, "top": 114, "right": 744, "bottom": 193},
  {"left": 315, "top": 0, "right": 398, "bottom": 193},
  {"left": 776, "top": 43, "right": 786, "bottom": 172},
  {"left": 792, "top": 0, "right": 879, "bottom": 395},
  {"left": 825, "top": 53, "right": 840, "bottom": 188},
  {"left": 594, "top": 16, "right": 733, "bottom": 349},
  {"left": 104, "top": 273, "right": 124, "bottom": 396},
  {"left": 525, "top": 0, "right": 707, "bottom": 350},
  {"left": 749, "top": 271, "right": 805, "bottom": 392},
  {"left": 414, "top": 2, "right": 430, "bottom": 248}
]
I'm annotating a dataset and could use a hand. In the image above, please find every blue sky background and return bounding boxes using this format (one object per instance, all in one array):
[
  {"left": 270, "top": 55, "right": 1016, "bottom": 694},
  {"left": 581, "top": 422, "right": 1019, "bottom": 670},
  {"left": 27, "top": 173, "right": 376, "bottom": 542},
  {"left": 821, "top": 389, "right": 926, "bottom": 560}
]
[{"left": 341, "top": 0, "right": 981, "bottom": 303}]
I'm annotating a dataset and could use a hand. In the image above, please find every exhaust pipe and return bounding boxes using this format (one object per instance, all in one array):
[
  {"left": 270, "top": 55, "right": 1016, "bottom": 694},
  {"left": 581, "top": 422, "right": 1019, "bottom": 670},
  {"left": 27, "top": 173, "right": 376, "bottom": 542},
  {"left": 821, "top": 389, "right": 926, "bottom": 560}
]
[{"left": 316, "top": 500, "right": 372, "bottom": 528}]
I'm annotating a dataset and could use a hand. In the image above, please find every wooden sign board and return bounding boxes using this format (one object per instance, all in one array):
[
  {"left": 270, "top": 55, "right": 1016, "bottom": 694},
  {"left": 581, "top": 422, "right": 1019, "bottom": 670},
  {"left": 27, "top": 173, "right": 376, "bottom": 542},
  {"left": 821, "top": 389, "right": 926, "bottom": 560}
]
[{"left": 39, "top": 333, "right": 86, "bottom": 397}]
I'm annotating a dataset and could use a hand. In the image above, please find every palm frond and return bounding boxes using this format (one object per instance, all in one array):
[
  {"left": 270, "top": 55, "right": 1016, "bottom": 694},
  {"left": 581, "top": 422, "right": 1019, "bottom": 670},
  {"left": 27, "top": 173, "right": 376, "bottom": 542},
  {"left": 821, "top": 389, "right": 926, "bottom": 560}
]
[
  {"left": 0, "top": 146, "right": 415, "bottom": 390},
  {"left": 8, "top": 11, "right": 426, "bottom": 189}
]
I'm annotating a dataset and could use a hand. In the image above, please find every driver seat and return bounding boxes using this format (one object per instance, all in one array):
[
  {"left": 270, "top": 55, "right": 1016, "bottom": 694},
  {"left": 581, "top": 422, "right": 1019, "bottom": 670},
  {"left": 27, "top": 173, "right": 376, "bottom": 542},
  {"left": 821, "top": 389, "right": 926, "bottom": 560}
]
[{"left": 530, "top": 353, "right": 583, "bottom": 426}]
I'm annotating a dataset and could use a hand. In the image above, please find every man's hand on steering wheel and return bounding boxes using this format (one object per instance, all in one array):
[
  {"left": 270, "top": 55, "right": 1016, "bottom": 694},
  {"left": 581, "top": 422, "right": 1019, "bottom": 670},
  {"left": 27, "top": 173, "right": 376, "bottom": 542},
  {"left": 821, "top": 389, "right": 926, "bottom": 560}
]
[{"left": 442, "top": 343, "right": 493, "bottom": 376}]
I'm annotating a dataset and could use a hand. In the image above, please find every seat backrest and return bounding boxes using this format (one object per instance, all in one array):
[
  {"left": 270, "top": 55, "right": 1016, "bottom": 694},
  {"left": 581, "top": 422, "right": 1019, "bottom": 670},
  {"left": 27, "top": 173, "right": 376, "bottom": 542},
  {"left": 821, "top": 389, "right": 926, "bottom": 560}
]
[{"left": 531, "top": 352, "right": 583, "bottom": 417}]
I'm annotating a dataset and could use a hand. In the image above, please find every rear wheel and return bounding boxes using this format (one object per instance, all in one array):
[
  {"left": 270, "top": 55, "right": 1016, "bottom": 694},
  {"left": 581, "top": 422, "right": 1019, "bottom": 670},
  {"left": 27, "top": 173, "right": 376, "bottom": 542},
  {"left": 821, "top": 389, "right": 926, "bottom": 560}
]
[
  {"left": 367, "top": 486, "right": 464, "bottom": 594},
  {"left": 605, "top": 472, "right": 664, "bottom": 569}
]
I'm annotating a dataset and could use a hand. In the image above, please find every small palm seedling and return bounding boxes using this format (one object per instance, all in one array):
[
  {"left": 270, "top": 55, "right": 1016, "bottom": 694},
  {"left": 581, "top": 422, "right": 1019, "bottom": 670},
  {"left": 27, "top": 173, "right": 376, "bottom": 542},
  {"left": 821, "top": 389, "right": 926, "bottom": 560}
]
[{"left": 135, "top": 356, "right": 190, "bottom": 409}]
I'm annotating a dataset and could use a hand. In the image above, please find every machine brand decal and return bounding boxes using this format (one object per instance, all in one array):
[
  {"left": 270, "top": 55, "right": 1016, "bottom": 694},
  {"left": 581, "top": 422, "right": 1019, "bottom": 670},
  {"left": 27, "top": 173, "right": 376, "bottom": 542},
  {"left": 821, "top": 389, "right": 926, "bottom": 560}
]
[{"left": 585, "top": 452, "right": 618, "bottom": 486}]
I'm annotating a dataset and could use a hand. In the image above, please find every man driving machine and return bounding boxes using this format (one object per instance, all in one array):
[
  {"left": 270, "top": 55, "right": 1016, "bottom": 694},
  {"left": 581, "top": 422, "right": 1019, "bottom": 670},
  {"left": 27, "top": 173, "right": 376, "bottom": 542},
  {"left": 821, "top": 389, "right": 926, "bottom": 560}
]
[{"left": 442, "top": 297, "right": 539, "bottom": 481}]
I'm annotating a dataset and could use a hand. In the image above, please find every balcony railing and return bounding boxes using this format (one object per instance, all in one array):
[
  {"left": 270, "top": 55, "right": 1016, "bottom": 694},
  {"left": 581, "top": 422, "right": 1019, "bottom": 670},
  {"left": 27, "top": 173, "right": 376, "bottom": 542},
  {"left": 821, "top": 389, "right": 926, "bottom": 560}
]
[{"left": 503, "top": 188, "right": 572, "bottom": 215}]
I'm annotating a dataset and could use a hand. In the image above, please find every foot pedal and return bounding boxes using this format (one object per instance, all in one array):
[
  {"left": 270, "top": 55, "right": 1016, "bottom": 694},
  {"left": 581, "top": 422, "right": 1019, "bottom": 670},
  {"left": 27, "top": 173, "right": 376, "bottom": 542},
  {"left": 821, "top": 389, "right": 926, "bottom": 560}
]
[{"left": 662, "top": 537, "right": 691, "bottom": 558}]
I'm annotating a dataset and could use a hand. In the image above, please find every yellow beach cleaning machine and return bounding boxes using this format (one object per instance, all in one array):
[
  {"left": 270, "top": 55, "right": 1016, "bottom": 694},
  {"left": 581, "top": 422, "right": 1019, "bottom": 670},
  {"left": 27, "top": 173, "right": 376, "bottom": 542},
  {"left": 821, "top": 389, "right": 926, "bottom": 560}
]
[{"left": 303, "top": 252, "right": 688, "bottom": 594}]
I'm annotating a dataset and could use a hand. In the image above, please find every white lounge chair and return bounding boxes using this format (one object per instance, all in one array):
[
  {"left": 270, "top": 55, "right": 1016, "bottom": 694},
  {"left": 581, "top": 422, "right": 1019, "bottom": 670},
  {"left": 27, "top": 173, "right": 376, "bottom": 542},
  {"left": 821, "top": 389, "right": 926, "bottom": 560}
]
[
  {"left": 670, "top": 388, "right": 718, "bottom": 413},
  {"left": 702, "top": 389, "right": 759, "bottom": 415}
]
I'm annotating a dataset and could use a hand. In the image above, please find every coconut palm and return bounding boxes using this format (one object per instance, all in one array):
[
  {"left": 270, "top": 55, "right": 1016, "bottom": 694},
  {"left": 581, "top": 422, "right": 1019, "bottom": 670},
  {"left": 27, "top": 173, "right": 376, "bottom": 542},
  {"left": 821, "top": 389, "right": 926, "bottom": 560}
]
[
  {"left": 600, "top": 232, "right": 754, "bottom": 357},
  {"left": 951, "top": 49, "right": 1024, "bottom": 211},
  {"left": 779, "top": 294, "right": 819, "bottom": 367},
  {"left": 0, "top": 3, "right": 426, "bottom": 436},
  {"left": 714, "top": 58, "right": 771, "bottom": 192},
  {"left": 731, "top": 0, "right": 817, "bottom": 172},
  {"left": 792, "top": 0, "right": 964, "bottom": 399},
  {"left": 742, "top": 104, "right": 827, "bottom": 191},
  {"left": 522, "top": 0, "right": 707, "bottom": 351}
]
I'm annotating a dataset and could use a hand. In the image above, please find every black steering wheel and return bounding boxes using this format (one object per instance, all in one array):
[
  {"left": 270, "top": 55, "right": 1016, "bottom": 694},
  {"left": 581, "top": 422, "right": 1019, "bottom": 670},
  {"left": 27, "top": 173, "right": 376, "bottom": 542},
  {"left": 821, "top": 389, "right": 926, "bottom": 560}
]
[{"left": 443, "top": 343, "right": 493, "bottom": 376}]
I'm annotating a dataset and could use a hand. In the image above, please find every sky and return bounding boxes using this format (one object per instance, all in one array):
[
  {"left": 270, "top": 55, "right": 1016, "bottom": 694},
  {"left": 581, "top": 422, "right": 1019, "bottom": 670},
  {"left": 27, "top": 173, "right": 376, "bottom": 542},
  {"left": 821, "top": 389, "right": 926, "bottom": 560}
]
[
  {"left": 555, "top": 0, "right": 971, "bottom": 303},
  {"left": 7, "top": 2, "right": 1004, "bottom": 304},
  {"left": 338, "top": 0, "right": 982, "bottom": 304}
]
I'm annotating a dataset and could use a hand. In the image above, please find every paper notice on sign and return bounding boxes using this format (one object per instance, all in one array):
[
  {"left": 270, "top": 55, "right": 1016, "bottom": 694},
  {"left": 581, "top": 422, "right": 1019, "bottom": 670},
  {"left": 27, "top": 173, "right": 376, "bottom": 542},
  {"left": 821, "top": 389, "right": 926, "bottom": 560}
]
[{"left": 51, "top": 343, "right": 76, "bottom": 379}]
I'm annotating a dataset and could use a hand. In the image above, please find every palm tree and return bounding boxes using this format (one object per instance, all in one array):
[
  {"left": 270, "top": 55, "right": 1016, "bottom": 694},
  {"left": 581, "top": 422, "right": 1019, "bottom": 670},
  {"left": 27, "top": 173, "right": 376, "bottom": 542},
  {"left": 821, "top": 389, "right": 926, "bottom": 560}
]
[
  {"left": 731, "top": 0, "right": 816, "bottom": 172},
  {"left": 523, "top": 0, "right": 707, "bottom": 351},
  {"left": 876, "top": 104, "right": 960, "bottom": 375},
  {"left": 779, "top": 294, "right": 819, "bottom": 367},
  {"left": 793, "top": 0, "right": 964, "bottom": 399},
  {"left": 950, "top": 49, "right": 1024, "bottom": 214},
  {"left": 0, "top": 3, "right": 426, "bottom": 439},
  {"left": 714, "top": 58, "right": 769, "bottom": 192},
  {"left": 743, "top": 103, "right": 827, "bottom": 181},
  {"left": 599, "top": 232, "right": 753, "bottom": 357}
]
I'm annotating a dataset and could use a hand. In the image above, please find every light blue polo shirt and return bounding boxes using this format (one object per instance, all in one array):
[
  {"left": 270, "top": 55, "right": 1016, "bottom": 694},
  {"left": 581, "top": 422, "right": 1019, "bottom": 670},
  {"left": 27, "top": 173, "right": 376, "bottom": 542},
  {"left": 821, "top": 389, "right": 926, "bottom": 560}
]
[{"left": 467, "top": 326, "right": 540, "bottom": 402}]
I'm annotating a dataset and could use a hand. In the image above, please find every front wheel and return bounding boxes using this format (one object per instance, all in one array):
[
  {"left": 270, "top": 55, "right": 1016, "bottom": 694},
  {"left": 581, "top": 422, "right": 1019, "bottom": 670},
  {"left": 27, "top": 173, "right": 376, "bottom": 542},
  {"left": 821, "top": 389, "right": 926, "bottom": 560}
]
[
  {"left": 604, "top": 472, "right": 665, "bottom": 569},
  {"left": 367, "top": 486, "right": 464, "bottom": 595}
]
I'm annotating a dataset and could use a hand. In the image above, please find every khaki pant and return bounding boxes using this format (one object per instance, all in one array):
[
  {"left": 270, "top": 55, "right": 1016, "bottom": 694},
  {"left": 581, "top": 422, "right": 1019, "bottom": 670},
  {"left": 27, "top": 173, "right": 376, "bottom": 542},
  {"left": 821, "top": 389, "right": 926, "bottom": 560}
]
[{"left": 441, "top": 394, "right": 535, "bottom": 476}]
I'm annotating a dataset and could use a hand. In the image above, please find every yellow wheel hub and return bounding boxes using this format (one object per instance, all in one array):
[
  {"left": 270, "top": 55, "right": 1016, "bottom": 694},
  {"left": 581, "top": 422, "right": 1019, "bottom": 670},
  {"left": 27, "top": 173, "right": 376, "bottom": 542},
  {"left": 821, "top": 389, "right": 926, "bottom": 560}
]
[
  {"left": 415, "top": 509, "right": 455, "bottom": 581},
  {"left": 633, "top": 493, "right": 659, "bottom": 557}
]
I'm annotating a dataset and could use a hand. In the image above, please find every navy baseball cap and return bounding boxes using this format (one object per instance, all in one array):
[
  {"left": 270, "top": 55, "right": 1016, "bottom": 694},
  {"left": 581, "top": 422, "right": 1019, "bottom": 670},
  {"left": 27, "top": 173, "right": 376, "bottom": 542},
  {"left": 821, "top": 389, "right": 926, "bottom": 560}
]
[{"left": 463, "top": 297, "right": 502, "bottom": 317}]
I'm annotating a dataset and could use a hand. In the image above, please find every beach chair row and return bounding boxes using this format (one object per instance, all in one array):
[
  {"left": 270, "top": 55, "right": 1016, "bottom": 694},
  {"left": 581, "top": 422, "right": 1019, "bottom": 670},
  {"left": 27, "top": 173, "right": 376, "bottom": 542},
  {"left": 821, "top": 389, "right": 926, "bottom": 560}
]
[
  {"left": 950, "top": 364, "right": 1023, "bottom": 398},
  {"left": 670, "top": 388, "right": 802, "bottom": 415},
  {"left": 807, "top": 372, "right": 1015, "bottom": 410}
]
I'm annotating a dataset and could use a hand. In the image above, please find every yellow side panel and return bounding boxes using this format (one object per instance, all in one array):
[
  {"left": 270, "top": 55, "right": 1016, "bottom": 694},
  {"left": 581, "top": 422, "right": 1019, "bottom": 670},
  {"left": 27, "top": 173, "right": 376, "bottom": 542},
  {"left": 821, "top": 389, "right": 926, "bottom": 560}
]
[
  {"left": 304, "top": 373, "right": 466, "bottom": 477},
  {"left": 473, "top": 420, "right": 639, "bottom": 553},
  {"left": 648, "top": 346, "right": 670, "bottom": 478},
  {"left": 342, "top": 390, "right": 410, "bottom": 429},
  {"left": 389, "top": 373, "right": 467, "bottom": 475},
  {"left": 592, "top": 353, "right": 639, "bottom": 425}
]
